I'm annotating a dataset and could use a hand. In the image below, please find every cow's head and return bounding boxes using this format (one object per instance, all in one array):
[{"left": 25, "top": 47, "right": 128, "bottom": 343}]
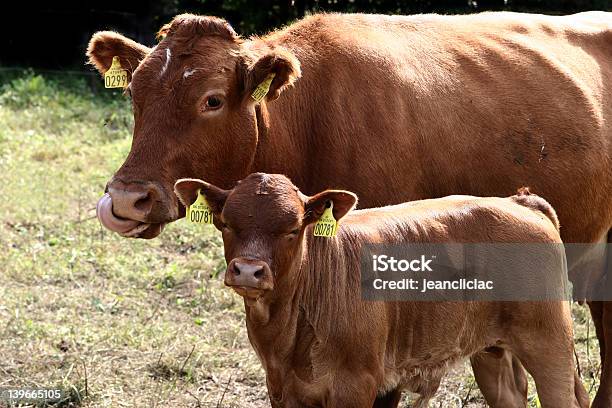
[
  {"left": 89, "top": 14, "right": 301, "bottom": 238},
  {"left": 174, "top": 173, "right": 357, "bottom": 299}
]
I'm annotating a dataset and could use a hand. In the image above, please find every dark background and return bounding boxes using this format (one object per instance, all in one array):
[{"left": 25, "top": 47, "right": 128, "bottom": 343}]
[{"left": 1, "top": 0, "right": 610, "bottom": 70}]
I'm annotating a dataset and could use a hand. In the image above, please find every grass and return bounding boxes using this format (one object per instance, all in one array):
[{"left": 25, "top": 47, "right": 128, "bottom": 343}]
[{"left": 0, "top": 71, "right": 601, "bottom": 407}]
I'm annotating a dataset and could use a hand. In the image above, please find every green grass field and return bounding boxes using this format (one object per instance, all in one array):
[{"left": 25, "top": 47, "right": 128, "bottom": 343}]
[{"left": 0, "top": 72, "right": 602, "bottom": 407}]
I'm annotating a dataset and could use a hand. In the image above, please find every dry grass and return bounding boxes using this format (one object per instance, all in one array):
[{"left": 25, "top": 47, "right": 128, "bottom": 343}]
[{"left": 0, "top": 72, "right": 601, "bottom": 407}]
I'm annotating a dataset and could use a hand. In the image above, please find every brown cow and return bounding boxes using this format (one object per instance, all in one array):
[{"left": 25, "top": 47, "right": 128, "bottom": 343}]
[
  {"left": 88, "top": 12, "right": 612, "bottom": 405},
  {"left": 174, "top": 173, "right": 589, "bottom": 408}
]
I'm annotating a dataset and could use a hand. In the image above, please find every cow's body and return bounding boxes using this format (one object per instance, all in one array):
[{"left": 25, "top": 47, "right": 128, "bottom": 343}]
[
  {"left": 260, "top": 12, "right": 611, "bottom": 245},
  {"left": 174, "top": 173, "right": 588, "bottom": 407},
  {"left": 88, "top": 11, "right": 612, "bottom": 405}
]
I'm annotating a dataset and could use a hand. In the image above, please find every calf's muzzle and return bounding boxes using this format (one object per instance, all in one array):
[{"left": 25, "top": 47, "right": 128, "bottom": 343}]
[{"left": 225, "top": 258, "right": 274, "bottom": 296}]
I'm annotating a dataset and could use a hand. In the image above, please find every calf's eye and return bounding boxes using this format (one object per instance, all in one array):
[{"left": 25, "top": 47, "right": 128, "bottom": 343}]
[{"left": 204, "top": 96, "right": 223, "bottom": 110}]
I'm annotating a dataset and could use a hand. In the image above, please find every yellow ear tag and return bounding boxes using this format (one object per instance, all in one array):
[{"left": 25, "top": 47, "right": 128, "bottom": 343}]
[
  {"left": 187, "top": 189, "right": 214, "bottom": 224},
  {"left": 313, "top": 201, "right": 338, "bottom": 237},
  {"left": 104, "top": 56, "right": 129, "bottom": 89},
  {"left": 250, "top": 73, "right": 276, "bottom": 103}
]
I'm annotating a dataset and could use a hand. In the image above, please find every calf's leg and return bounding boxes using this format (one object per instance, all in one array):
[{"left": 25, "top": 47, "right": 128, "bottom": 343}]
[
  {"left": 512, "top": 318, "right": 586, "bottom": 408},
  {"left": 574, "top": 371, "right": 590, "bottom": 408},
  {"left": 372, "top": 388, "right": 402, "bottom": 408},
  {"left": 411, "top": 376, "right": 440, "bottom": 408},
  {"left": 327, "top": 371, "right": 378, "bottom": 408},
  {"left": 471, "top": 348, "right": 528, "bottom": 408},
  {"left": 515, "top": 350, "right": 578, "bottom": 408}
]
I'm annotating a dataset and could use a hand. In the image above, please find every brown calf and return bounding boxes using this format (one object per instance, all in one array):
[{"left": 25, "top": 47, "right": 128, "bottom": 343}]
[{"left": 175, "top": 173, "right": 588, "bottom": 408}]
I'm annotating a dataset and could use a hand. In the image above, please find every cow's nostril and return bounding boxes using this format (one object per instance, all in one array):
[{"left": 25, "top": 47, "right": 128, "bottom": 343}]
[
  {"left": 107, "top": 183, "right": 162, "bottom": 222},
  {"left": 133, "top": 193, "right": 153, "bottom": 213},
  {"left": 254, "top": 269, "right": 263, "bottom": 279},
  {"left": 233, "top": 264, "right": 241, "bottom": 276}
]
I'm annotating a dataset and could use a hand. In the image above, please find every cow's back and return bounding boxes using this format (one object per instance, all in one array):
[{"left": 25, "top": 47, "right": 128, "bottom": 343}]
[{"left": 265, "top": 12, "right": 612, "bottom": 244}]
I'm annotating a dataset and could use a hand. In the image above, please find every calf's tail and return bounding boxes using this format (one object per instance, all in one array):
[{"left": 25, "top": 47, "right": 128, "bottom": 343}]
[{"left": 511, "top": 187, "right": 560, "bottom": 231}]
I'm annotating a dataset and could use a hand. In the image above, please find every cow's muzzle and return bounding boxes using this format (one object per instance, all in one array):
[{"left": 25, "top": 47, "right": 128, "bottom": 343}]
[{"left": 96, "top": 179, "right": 178, "bottom": 239}]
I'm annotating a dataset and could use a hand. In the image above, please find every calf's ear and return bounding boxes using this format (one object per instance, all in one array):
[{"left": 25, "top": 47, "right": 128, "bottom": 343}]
[
  {"left": 174, "top": 178, "right": 229, "bottom": 214},
  {"left": 304, "top": 190, "right": 358, "bottom": 224},
  {"left": 87, "top": 31, "right": 151, "bottom": 79},
  {"left": 244, "top": 48, "right": 301, "bottom": 102}
]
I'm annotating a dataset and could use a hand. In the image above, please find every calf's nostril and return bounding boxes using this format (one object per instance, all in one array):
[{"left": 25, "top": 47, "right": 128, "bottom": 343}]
[{"left": 233, "top": 262, "right": 265, "bottom": 281}]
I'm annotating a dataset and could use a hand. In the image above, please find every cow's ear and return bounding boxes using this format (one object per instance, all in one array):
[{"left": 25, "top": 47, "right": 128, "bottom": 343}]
[
  {"left": 87, "top": 31, "right": 151, "bottom": 79},
  {"left": 304, "top": 190, "right": 358, "bottom": 224},
  {"left": 174, "top": 178, "right": 229, "bottom": 214},
  {"left": 244, "top": 49, "right": 301, "bottom": 102}
]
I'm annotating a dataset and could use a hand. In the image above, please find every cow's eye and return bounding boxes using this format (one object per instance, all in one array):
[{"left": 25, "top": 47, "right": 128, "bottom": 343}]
[
  {"left": 288, "top": 228, "right": 300, "bottom": 236},
  {"left": 204, "top": 96, "right": 223, "bottom": 110}
]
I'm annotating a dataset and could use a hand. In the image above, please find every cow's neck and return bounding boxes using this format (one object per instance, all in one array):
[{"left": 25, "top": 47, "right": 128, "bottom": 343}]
[{"left": 251, "top": 102, "right": 312, "bottom": 193}]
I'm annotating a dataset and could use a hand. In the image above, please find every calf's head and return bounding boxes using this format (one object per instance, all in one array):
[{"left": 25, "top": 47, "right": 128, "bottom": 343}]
[
  {"left": 174, "top": 173, "right": 357, "bottom": 299},
  {"left": 88, "top": 14, "right": 300, "bottom": 238}
]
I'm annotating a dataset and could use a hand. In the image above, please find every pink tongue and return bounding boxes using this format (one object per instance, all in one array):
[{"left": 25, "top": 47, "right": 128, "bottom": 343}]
[{"left": 96, "top": 193, "right": 142, "bottom": 234}]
